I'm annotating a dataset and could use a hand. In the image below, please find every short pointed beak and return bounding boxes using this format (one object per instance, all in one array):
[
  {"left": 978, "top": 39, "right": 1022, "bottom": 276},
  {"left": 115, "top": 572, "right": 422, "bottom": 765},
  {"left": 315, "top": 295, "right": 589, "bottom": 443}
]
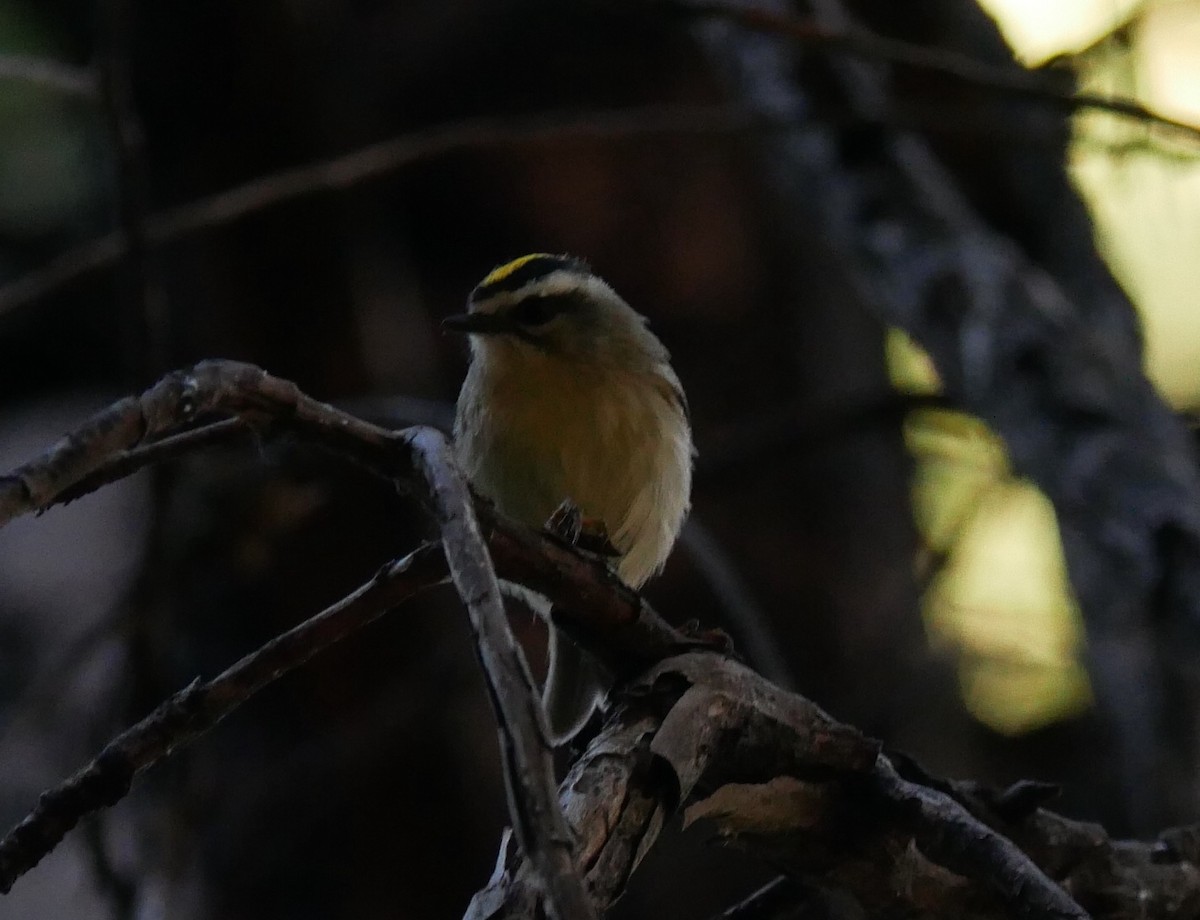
[{"left": 441, "top": 312, "right": 513, "bottom": 335}]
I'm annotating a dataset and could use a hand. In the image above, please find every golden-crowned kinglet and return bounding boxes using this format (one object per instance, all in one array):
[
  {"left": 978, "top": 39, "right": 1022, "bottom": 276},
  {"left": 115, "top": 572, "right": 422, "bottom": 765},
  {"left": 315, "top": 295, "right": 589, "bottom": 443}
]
[{"left": 444, "top": 254, "right": 694, "bottom": 742}]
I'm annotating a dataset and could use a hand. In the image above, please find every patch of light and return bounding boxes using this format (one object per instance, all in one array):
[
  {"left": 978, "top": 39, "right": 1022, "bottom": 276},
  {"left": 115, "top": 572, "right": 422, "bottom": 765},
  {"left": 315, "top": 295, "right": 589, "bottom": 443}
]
[
  {"left": 923, "top": 479, "right": 1092, "bottom": 734},
  {"left": 1067, "top": 1, "right": 1200, "bottom": 409},
  {"left": 1139, "top": 2, "right": 1200, "bottom": 123},
  {"left": 890, "top": 331, "right": 1094, "bottom": 735},
  {"left": 976, "top": 0, "right": 1143, "bottom": 64}
]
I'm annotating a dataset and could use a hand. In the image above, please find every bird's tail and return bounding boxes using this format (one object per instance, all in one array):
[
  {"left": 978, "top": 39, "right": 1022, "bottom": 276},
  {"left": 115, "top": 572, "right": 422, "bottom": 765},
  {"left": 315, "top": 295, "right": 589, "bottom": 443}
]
[
  {"left": 499, "top": 580, "right": 607, "bottom": 743},
  {"left": 543, "top": 627, "right": 607, "bottom": 744}
]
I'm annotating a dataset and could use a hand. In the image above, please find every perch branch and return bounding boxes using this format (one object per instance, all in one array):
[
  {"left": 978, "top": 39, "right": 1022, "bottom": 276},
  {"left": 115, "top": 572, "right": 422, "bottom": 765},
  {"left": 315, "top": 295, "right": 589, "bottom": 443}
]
[
  {"left": 7, "top": 365, "right": 1200, "bottom": 917},
  {"left": 470, "top": 654, "right": 1096, "bottom": 919},
  {"left": 404, "top": 427, "right": 597, "bottom": 920},
  {"left": 0, "top": 361, "right": 687, "bottom": 910},
  {"left": 475, "top": 652, "right": 1200, "bottom": 919},
  {"left": 0, "top": 362, "right": 688, "bottom": 672}
]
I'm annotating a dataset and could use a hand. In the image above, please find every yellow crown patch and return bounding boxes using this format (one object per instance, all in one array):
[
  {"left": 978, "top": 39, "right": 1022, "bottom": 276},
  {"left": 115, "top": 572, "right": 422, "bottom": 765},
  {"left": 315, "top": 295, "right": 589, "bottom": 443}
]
[{"left": 480, "top": 253, "right": 555, "bottom": 288}]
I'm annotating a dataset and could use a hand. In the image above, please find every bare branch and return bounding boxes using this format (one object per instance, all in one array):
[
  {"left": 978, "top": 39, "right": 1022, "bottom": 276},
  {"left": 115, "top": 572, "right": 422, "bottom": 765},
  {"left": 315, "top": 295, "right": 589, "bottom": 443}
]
[
  {"left": 470, "top": 654, "right": 1097, "bottom": 919},
  {"left": 668, "top": 1, "right": 1200, "bottom": 143},
  {"left": 867, "top": 758, "right": 1085, "bottom": 919},
  {"left": 0, "top": 361, "right": 689, "bottom": 672},
  {"left": 476, "top": 650, "right": 1200, "bottom": 919},
  {"left": 0, "top": 361, "right": 392, "bottom": 525},
  {"left": 405, "top": 427, "right": 596, "bottom": 920},
  {"left": 0, "top": 361, "right": 689, "bottom": 910},
  {"left": 465, "top": 706, "right": 671, "bottom": 920},
  {"left": 0, "top": 543, "right": 449, "bottom": 893},
  {"left": 6, "top": 364, "right": 1198, "bottom": 917},
  {"left": 0, "top": 234, "right": 124, "bottom": 322},
  {"left": 54, "top": 417, "right": 252, "bottom": 507},
  {"left": 0, "top": 105, "right": 757, "bottom": 322}
]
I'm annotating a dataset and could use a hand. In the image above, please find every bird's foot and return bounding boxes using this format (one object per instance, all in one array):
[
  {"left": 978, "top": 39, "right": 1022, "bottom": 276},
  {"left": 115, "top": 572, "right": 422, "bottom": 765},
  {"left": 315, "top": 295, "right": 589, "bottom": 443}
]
[{"left": 545, "top": 500, "right": 621, "bottom": 558}]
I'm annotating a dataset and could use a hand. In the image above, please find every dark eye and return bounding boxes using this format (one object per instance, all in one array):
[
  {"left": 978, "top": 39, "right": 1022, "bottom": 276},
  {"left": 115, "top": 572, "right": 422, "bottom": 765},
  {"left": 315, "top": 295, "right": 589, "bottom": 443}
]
[{"left": 512, "top": 297, "right": 555, "bottom": 327}]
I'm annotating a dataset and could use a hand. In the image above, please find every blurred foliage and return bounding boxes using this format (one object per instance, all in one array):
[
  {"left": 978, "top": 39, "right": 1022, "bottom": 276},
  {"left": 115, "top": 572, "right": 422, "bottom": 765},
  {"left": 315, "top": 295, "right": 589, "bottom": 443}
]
[
  {"left": 887, "top": 330, "right": 1092, "bottom": 734},
  {"left": 1070, "top": 1, "right": 1200, "bottom": 409},
  {"left": 977, "top": 0, "right": 1142, "bottom": 65},
  {"left": 885, "top": 0, "right": 1200, "bottom": 736}
]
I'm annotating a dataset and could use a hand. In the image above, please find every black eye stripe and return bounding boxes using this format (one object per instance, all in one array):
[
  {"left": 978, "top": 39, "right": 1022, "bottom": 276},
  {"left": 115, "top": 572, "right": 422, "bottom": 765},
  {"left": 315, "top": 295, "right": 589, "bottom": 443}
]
[
  {"left": 512, "top": 299, "right": 554, "bottom": 326},
  {"left": 510, "top": 292, "right": 588, "bottom": 327}
]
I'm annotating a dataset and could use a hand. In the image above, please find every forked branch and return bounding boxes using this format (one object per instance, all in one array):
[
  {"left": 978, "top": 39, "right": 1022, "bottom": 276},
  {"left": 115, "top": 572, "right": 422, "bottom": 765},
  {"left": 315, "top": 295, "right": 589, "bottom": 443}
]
[{"left": 2, "top": 362, "right": 1198, "bottom": 919}]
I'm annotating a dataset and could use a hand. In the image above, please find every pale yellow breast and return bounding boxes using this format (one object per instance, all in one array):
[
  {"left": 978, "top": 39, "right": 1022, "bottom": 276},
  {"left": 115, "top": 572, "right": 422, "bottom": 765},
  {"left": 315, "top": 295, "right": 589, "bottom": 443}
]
[{"left": 453, "top": 349, "right": 692, "bottom": 587}]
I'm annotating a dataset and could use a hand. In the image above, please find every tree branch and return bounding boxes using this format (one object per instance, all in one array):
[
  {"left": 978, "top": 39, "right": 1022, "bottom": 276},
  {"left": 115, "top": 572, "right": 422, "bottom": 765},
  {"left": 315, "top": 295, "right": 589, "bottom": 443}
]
[
  {"left": 4, "top": 364, "right": 1199, "bottom": 917},
  {"left": 667, "top": 1, "right": 1200, "bottom": 142},
  {"left": 0, "top": 543, "right": 448, "bottom": 893},
  {"left": 473, "top": 652, "right": 1200, "bottom": 919},
  {"left": 0, "top": 105, "right": 758, "bottom": 323},
  {"left": 0, "top": 361, "right": 688, "bottom": 909},
  {"left": 405, "top": 428, "right": 597, "bottom": 920}
]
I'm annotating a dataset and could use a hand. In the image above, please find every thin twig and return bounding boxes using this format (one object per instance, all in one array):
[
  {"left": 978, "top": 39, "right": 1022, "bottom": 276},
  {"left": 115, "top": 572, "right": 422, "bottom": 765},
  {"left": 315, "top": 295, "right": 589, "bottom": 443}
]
[
  {"left": 695, "top": 392, "right": 951, "bottom": 482},
  {"left": 0, "top": 235, "right": 124, "bottom": 321},
  {"left": 0, "top": 543, "right": 449, "bottom": 893},
  {"left": 669, "top": 1, "right": 1200, "bottom": 142},
  {"left": 0, "top": 105, "right": 758, "bottom": 323},
  {"left": 2, "top": 42, "right": 1189, "bottom": 331},
  {"left": 55, "top": 417, "right": 251, "bottom": 506}
]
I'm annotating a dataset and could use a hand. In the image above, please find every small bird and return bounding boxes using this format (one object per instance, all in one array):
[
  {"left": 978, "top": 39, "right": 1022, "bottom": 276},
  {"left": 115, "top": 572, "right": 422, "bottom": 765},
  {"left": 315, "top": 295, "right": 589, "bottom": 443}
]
[{"left": 444, "top": 254, "right": 694, "bottom": 742}]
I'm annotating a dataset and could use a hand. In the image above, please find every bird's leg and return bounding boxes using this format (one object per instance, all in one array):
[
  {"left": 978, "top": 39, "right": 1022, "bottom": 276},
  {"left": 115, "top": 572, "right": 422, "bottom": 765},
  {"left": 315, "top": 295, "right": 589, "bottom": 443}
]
[
  {"left": 546, "top": 499, "right": 583, "bottom": 545},
  {"left": 545, "top": 499, "right": 621, "bottom": 558}
]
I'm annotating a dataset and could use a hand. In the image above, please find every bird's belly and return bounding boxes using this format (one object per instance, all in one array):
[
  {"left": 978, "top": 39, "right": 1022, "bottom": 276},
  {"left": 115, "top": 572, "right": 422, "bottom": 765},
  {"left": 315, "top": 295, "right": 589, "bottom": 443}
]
[{"left": 458, "top": 378, "right": 689, "bottom": 587}]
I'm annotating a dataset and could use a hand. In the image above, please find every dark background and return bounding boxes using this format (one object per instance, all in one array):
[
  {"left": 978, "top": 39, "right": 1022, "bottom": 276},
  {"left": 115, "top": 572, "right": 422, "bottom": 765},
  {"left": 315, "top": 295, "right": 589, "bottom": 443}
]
[{"left": 0, "top": 1, "right": 1192, "bottom": 918}]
